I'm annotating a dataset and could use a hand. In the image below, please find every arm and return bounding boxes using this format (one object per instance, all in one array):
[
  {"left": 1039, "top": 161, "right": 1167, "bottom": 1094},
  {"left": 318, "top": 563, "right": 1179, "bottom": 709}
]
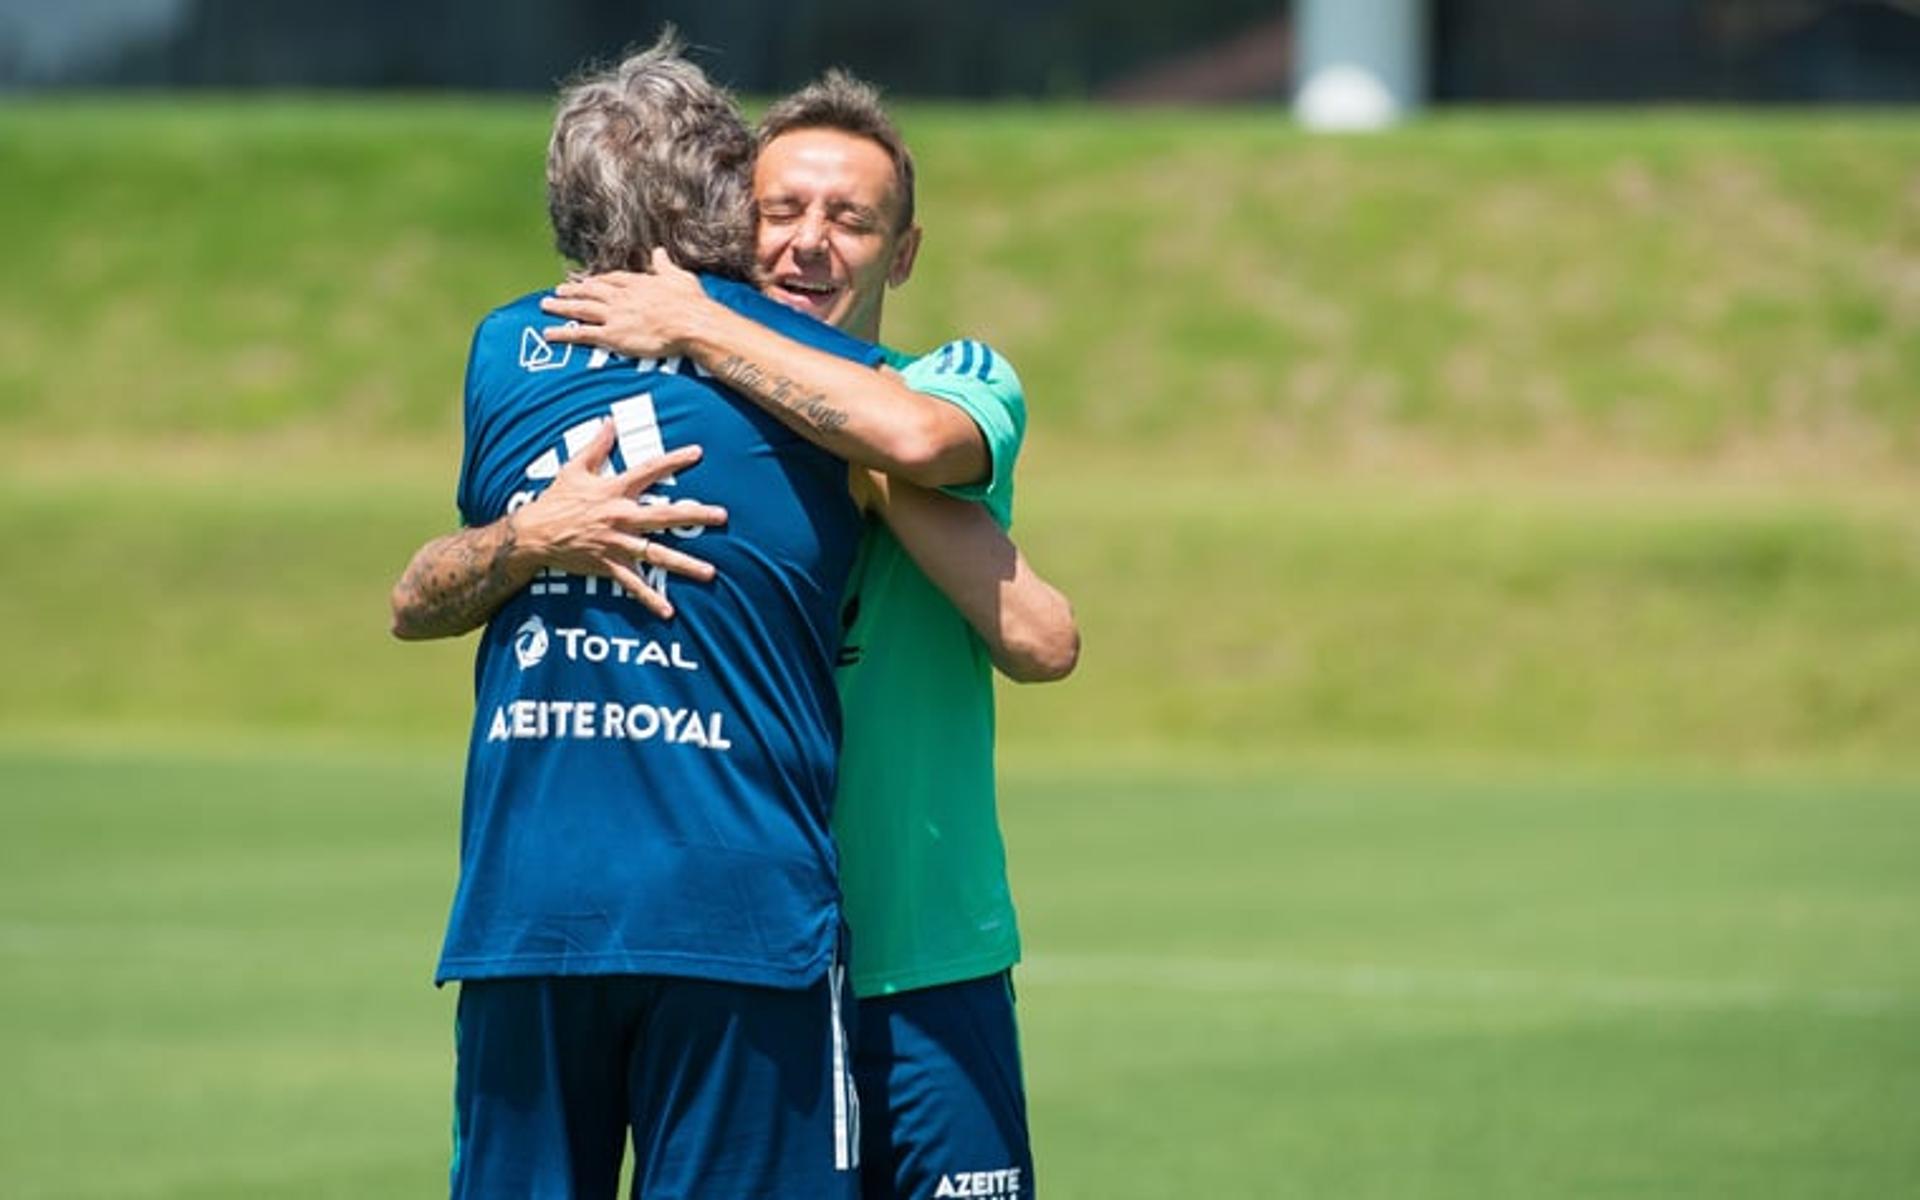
[
  {"left": 538, "top": 250, "right": 988, "bottom": 489},
  {"left": 864, "top": 472, "right": 1079, "bottom": 684},
  {"left": 390, "top": 422, "right": 728, "bottom": 639},
  {"left": 389, "top": 515, "right": 537, "bottom": 642}
]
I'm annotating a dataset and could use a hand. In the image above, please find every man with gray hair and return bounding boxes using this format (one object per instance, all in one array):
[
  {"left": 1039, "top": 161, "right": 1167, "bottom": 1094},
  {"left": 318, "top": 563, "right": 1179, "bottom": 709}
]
[{"left": 392, "top": 33, "right": 876, "bottom": 1199}]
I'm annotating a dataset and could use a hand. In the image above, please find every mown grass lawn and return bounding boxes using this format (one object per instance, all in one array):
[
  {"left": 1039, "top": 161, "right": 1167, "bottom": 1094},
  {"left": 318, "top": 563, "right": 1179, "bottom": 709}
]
[{"left": 3, "top": 747, "right": 1916, "bottom": 1198}]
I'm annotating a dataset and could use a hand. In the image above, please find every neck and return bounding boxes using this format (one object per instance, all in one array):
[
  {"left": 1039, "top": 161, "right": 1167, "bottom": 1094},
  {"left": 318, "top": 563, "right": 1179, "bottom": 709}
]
[{"left": 842, "top": 301, "right": 884, "bottom": 344}]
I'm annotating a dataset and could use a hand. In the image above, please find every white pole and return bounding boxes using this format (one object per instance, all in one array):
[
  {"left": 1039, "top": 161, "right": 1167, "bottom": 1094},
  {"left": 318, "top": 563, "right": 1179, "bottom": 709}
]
[{"left": 1294, "top": 0, "right": 1427, "bottom": 132}]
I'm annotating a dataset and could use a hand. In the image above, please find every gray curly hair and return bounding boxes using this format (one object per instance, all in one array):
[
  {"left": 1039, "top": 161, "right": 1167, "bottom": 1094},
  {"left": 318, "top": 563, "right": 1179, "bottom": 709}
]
[{"left": 546, "top": 30, "right": 756, "bottom": 278}]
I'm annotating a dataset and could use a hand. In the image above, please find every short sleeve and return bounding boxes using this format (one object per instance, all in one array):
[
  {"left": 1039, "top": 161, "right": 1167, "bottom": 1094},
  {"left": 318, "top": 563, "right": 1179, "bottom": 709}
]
[{"left": 898, "top": 340, "right": 1025, "bottom": 510}]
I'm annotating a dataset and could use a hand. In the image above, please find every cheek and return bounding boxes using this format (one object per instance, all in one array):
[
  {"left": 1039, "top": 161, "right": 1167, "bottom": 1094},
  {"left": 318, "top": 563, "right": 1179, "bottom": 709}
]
[{"left": 841, "top": 241, "right": 890, "bottom": 284}]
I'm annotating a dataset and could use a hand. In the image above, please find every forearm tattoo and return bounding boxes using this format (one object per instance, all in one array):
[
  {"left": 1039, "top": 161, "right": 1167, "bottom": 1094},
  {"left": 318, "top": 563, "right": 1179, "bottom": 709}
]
[
  {"left": 715, "top": 355, "right": 852, "bottom": 435},
  {"left": 395, "top": 516, "right": 520, "bottom": 637}
]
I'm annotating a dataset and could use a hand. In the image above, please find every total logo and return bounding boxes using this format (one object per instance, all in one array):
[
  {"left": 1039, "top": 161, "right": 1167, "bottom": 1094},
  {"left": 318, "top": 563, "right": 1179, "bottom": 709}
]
[
  {"left": 514, "top": 616, "right": 551, "bottom": 669},
  {"left": 510, "top": 617, "right": 702, "bottom": 674},
  {"left": 934, "top": 1168, "right": 1022, "bottom": 1198}
]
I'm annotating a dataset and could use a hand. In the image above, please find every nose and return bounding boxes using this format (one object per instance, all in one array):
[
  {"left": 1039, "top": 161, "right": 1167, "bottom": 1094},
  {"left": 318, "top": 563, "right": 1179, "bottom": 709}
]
[{"left": 792, "top": 211, "right": 830, "bottom": 260}]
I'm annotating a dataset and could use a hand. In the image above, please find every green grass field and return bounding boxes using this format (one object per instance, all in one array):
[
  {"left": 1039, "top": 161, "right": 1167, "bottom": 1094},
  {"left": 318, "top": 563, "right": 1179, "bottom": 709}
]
[
  {"left": 3, "top": 100, "right": 1918, "bottom": 1196},
  {"left": 4, "top": 746, "right": 1917, "bottom": 1197}
]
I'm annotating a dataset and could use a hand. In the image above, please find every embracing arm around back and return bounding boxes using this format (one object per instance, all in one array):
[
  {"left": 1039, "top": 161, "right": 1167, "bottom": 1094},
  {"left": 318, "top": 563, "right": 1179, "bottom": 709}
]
[
  {"left": 538, "top": 263, "right": 1070, "bottom": 675},
  {"left": 860, "top": 471, "right": 1079, "bottom": 684},
  {"left": 540, "top": 251, "right": 987, "bottom": 489},
  {"left": 389, "top": 422, "right": 727, "bottom": 639}
]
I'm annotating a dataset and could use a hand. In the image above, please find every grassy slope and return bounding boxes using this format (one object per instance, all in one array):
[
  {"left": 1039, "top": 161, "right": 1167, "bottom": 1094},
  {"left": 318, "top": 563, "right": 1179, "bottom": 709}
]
[
  {"left": 1, "top": 103, "right": 1915, "bottom": 452},
  {"left": 899, "top": 109, "right": 1920, "bottom": 458}
]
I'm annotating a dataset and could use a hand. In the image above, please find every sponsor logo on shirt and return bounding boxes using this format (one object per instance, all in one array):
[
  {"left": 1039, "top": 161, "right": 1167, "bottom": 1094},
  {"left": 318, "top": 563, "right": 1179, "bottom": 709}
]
[
  {"left": 934, "top": 1168, "right": 1023, "bottom": 1197},
  {"left": 513, "top": 616, "right": 550, "bottom": 669},
  {"left": 481, "top": 391, "right": 737, "bottom": 756},
  {"left": 493, "top": 616, "right": 718, "bottom": 750},
  {"left": 518, "top": 326, "right": 573, "bottom": 373},
  {"left": 483, "top": 699, "right": 731, "bottom": 749},
  {"left": 512, "top": 624, "right": 702, "bottom": 673}
]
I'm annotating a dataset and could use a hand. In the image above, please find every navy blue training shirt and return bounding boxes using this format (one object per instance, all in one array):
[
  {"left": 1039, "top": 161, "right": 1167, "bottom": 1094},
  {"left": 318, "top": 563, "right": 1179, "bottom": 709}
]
[{"left": 437, "top": 275, "right": 881, "bottom": 989}]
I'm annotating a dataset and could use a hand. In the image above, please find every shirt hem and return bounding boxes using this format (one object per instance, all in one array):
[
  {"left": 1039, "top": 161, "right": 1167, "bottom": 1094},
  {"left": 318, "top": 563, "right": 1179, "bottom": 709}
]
[
  {"left": 436, "top": 947, "right": 833, "bottom": 991},
  {"left": 851, "top": 944, "right": 1020, "bottom": 999}
]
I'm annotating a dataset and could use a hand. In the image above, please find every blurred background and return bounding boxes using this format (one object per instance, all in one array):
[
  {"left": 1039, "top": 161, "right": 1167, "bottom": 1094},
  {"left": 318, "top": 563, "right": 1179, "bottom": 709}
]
[
  {"left": 8, "top": 0, "right": 1920, "bottom": 102},
  {"left": 3, "top": 2, "right": 1918, "bottom": 1197}
]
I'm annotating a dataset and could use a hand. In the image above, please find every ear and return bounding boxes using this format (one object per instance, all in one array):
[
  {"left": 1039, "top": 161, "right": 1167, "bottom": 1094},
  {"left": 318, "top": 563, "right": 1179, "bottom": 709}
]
[{"left": 887, "top": 224, "right": 922, "bottom": 289}]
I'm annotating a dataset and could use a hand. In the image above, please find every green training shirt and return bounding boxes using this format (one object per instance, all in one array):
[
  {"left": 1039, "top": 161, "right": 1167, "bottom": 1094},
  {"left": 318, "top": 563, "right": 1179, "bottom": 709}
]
[{"left": 832, "top": 339, "right": 1027, "bottom": 998}]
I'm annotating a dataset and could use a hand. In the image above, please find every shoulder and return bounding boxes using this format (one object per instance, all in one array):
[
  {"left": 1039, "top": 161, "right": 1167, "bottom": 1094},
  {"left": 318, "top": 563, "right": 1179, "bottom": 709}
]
[
  {"left": 902, "top": 339, "right": 1025, "bottom": 427},
  {"left": 908, "top": 339, "right": 1021, "bottom": 394},
  {"left": 474, "top": 289, "right": 552, "bottom": 337},
  {"left": 467, "top": 289, "right": 564, "bottom": 380}
]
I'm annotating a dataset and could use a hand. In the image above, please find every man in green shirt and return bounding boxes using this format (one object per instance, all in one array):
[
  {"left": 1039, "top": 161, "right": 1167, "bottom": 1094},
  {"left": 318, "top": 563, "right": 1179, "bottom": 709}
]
[{"left": 540, "top": 73, "right": 1074, "bottom": 1199}]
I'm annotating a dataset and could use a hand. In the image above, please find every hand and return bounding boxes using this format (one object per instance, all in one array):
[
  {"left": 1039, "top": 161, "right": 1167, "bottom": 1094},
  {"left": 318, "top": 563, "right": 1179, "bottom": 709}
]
[
  {"left": 514, "top": 420, "right": 727, "bottom": 619},
  {"left": 540, "top": 248, "right": 711, "bottom": 360}
]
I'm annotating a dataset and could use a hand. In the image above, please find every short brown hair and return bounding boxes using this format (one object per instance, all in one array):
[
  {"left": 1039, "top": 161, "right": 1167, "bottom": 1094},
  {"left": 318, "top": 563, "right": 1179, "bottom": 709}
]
[
  {"left": 757, "top": 69, "right": 916, "bottom": 233},
  {"left": 547, "top": 30, "right": 757, "bottom": 277}
]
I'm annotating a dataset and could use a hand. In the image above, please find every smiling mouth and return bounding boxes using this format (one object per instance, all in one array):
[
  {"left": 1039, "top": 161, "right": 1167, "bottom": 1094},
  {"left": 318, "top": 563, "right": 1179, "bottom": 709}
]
[{"left": 770, "top": 278, "right": 840, "bottom": 310}]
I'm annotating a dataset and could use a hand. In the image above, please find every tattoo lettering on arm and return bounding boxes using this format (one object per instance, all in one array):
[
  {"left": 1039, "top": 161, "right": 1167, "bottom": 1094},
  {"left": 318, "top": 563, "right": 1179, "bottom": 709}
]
[
  {"left": 391, "top": 515, "right": 526, "bottom": 640},
  {"left": 715, "top": 354, "right": 852, "bottom": 436}
]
